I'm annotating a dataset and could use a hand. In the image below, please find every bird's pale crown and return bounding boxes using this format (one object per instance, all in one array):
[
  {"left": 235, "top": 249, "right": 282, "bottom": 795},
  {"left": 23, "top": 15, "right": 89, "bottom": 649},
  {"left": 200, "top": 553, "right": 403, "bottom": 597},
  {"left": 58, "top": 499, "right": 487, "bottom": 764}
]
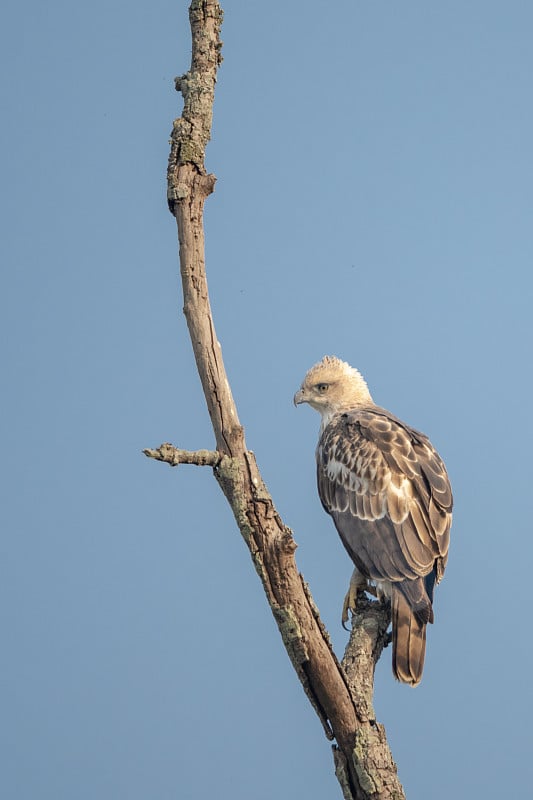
[{"left": 294, "top": 356, "right": 374, "bottom": 427}]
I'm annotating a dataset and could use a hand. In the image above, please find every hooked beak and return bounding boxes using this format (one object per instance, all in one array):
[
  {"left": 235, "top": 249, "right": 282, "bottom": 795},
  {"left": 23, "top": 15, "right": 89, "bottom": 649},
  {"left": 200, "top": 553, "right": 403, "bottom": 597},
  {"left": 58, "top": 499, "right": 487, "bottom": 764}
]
[{"left": 293, "top": 388, "right": 306, "bottom": 407}]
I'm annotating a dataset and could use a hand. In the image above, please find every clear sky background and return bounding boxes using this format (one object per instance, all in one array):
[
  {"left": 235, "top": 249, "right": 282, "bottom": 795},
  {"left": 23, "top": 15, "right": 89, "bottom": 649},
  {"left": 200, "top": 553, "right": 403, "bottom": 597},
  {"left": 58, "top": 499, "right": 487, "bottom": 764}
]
[{"left": 2, "top": 1, "right": 532, "bottom": 798}]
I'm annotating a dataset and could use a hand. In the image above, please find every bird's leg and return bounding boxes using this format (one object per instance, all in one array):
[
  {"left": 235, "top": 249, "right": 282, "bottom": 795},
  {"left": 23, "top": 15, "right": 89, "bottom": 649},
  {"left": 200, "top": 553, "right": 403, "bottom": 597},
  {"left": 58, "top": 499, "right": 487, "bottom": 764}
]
[{"left": 342, "top": 568, "right": 369, "bottom": 629}]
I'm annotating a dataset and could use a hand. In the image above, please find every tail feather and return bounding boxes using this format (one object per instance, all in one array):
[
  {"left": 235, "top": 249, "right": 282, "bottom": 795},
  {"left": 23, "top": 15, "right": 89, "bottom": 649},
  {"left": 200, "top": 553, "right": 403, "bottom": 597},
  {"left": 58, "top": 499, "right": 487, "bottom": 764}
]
[{"left": 392, "top": 588, "right": 428, "bottom": 686}]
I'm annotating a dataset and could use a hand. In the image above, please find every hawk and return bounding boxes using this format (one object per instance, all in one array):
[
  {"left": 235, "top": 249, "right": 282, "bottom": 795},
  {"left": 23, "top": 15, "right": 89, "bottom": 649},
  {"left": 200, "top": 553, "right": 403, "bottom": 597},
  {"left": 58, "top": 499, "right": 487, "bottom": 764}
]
[{"left": 294, "top": 356, "right": 452, "bottom": 686}]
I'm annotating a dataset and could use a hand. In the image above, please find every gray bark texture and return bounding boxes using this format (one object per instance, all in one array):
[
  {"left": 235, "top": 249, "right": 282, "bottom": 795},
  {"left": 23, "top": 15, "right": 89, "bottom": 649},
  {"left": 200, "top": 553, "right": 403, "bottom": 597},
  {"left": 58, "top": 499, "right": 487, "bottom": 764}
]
[{"left": 145, "top": 3, "right": 406, "bottom": 798}]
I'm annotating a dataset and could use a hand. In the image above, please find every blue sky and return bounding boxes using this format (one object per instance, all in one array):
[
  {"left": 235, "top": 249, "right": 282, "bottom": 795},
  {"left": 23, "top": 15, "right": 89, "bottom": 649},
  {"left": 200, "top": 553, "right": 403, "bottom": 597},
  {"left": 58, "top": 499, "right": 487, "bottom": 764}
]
[{"left": 2, "top": 1, "right": 532, "bottom": 798}]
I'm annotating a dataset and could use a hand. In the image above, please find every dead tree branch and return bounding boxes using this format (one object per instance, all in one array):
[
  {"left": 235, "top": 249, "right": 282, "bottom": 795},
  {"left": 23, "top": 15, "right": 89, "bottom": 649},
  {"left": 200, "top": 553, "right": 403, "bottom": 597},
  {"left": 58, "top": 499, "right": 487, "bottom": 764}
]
[{"left": 145, "top": 3, "right": 405, "bottom": 798}]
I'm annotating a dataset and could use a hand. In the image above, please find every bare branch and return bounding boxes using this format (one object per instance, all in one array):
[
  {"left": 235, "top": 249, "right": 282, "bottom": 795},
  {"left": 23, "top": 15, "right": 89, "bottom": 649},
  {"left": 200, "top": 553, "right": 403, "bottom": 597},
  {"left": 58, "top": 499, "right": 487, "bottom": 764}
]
[
  {"left": 167, "top": 0, "right": 242, "bottom": 455},
  {"left": 145, "top": 3, "right": 406, "bottom": 797},
  {"left": 143, "top": 444, "right": 221, "bottom": 467},
  {"left": 342, "top": 595, "right": 392, "bottom": 721}
]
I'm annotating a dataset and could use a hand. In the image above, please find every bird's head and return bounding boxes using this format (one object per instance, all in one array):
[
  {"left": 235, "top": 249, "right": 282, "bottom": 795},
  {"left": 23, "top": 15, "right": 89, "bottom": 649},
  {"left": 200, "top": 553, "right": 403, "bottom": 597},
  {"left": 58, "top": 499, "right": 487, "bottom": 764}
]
[{"left": 294, "top": 356, "right": 373, "bottom": 426}]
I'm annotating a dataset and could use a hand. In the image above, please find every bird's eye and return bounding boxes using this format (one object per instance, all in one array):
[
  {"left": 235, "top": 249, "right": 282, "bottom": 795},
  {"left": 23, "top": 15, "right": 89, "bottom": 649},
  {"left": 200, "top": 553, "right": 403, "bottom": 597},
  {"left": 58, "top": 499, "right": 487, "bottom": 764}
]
[{"left": 317, "top": 383, "right": 329, "bottom": 393}]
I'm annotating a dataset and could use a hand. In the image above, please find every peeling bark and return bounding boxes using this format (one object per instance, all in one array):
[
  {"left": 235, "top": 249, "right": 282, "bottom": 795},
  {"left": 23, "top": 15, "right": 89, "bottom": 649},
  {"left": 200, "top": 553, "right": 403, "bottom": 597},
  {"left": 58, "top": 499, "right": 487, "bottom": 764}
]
[{"left": 145, "top": 3, "right": 405, "bottom": 798}]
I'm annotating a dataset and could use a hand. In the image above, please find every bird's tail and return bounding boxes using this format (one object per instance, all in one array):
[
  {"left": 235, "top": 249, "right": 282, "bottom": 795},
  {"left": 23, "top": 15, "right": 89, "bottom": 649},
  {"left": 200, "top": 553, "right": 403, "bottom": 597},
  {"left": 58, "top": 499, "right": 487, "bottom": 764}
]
[{"left": 391, "top": 585, "right": 431, "bottom": 687}]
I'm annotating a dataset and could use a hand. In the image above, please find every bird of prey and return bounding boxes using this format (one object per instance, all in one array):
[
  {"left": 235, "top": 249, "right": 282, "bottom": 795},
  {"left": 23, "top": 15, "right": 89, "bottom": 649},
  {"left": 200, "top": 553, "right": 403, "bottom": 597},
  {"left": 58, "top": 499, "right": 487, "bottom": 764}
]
[{"left": 294, "top": 356, "right": 452, "bottom": 686}]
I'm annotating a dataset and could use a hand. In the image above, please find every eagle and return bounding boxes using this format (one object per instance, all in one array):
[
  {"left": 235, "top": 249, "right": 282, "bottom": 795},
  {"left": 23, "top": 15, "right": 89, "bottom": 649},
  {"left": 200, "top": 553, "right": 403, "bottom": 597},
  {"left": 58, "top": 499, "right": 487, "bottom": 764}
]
[{"left": 294, "top": 356, "right": 452, "bottom": 686}]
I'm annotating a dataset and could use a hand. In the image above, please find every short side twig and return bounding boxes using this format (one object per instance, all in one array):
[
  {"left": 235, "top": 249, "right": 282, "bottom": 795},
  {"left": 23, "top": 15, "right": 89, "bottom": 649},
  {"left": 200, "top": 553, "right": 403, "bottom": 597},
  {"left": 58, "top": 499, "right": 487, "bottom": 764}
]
[{"left": 143, "top": 444, "right": 221, "bottom": 467}]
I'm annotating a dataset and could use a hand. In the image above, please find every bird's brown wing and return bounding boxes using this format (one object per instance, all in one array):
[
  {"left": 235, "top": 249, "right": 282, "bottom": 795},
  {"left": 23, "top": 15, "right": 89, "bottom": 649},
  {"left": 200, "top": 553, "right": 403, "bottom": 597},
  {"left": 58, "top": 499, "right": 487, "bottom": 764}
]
[{"left": 316, "top": 406, "right": 453, "bottom": 685}]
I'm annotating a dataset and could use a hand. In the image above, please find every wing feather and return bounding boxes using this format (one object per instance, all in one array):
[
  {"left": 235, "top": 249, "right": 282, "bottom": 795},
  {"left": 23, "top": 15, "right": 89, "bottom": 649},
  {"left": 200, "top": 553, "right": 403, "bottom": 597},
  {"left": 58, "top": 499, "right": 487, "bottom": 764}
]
[
  {"left": 315, "top": 402, "right": 452, "bottom": 687},
  {"left": 316, "top": 406, "right": 453, "bottom": 594}
]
